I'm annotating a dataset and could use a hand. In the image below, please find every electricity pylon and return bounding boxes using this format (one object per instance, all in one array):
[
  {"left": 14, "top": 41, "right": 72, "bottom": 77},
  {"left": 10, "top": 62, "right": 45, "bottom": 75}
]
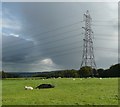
[{"left": 80, "top": 10, "right": 97, "bottom": 76}]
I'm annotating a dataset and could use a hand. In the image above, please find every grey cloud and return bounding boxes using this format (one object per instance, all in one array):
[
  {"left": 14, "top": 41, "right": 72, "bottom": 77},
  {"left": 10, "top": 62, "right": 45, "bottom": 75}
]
[
  {"left": 2, "top": 2, "right": 118, "bottom": 72},
  {"left": 2, "top": 35, "right": 34, "bottom": 62}
]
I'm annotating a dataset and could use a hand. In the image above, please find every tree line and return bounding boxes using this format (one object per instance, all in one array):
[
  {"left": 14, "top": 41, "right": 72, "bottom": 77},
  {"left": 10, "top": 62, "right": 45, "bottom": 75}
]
[{"left": 1, "top": 63, "right": 120, "bottom": 78}]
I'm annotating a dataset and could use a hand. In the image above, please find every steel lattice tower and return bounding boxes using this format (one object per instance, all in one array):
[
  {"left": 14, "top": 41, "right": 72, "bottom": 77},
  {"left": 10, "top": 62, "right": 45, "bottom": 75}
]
[{"left": 81, "top": 10, "right": 96, "bottom": 70}]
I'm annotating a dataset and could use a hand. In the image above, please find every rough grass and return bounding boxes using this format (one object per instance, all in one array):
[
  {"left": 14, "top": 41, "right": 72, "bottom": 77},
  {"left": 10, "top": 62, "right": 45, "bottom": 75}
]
[
  {"left": 0, "top": 80, "right": 2, "bottom": 106},
  {"left": 2, "top": 78, "right": 118, "bottom": 105}
]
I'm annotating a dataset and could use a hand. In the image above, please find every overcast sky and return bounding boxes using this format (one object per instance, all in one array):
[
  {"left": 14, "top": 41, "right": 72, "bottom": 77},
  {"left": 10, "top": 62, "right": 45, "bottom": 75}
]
[{"left": 2, "top": 2, "right": 118, "bottom": 72}]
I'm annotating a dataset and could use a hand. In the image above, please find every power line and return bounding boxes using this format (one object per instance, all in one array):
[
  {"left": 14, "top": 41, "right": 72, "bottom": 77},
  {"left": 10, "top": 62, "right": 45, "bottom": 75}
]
[
  {"left": 3, "top": 27, "right": 83, "bottom": 48},
  {"left": 94, "top": 47, "right": 118, "bottom": 52},
  {"left": 2, "top": 14, "right": 118, "bottom": 67},
  {"left": 3, "top": 38, "right": 83, "bottom": 58},
  {"left": 2, "top": 30, "right": 117, "bottom": 65},
  {"left": 3, "top": 32, "right": 117, "bottom": 58},
  {"left": 22, "top": 19, "right": 117, "bottom": 37},
  {"left": 3, "top": 46, "right": 117, "bottom": 67},
  {"left": 21, "top": 17, "right": 117, "bottom": 37},
  {"left": 3, "top": 31, "right": 117, "bottom": 51},
  {"left": 3, "top": 41, "right": 117, "bottom": 58},
  {"left": 3, "top": 41, "right": 83, "bottom": 59},
  {"left": 29, "top": 20, "right": 83, "bottom": 33},
  {"left": 3, "top": 19, "right": 117, "bottom": 46},
  {"left": 3, "top": 33, "right": 83, "bottom": 53},
  {"left": 2, "top": 49, "right": 83, "bottom": 68},
  {"left": 3, "top": 45, "right": 83, "bottom": 64}
]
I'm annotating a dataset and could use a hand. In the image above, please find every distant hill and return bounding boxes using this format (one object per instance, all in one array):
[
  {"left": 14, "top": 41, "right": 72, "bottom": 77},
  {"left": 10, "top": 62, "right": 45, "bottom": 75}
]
[{"left": 1, "top": 63, "right": 120, "bottom": 78}]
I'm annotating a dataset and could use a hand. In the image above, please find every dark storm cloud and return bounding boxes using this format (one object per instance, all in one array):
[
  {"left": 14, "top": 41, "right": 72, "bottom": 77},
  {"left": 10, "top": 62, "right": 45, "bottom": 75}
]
[
  {"left": 2, "top": 2, "right": 118, "bottom": 72},
  {"left": 2, "top": 35, "right": 34, "bottom": 62},
  {"left": 20, "top": 2, "right": 118, "bottom": 69}
]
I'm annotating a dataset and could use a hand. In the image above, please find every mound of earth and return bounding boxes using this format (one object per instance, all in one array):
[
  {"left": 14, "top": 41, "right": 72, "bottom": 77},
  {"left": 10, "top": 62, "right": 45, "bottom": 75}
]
[{"left": 36, "top": 84, "right": 55, "bottom": 89}]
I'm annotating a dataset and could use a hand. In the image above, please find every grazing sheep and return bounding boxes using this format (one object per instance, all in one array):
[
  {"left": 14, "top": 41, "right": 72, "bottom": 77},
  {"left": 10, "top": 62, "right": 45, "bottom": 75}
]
[
  {"left": 73, "top": 78, "right": 75, "bottom": 80},
  {"left": 24, "top": 86, "right": 33, "bottom": 90},
  {"left": 99, "top": 78, "right": 102, "bottom": 80},
  {"left": 36, "top": 84, "right": 55, "bottom": 89}
]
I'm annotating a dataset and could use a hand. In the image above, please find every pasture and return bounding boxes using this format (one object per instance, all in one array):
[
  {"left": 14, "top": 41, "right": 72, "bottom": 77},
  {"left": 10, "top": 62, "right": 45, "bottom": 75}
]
[{"left": 2, "top": 78, "right": 118, "bottom": 105}]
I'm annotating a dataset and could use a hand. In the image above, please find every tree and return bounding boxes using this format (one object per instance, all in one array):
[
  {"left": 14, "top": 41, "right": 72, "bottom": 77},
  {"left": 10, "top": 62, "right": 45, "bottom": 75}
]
[
  {"left": 109, "top": 64, "right": 120, "bottom": 77},
  {"left": 2, "top": 70, "right": 7, "bottom": 78},
  {"left": 97, "top": 68, "right": 105, "bottom": 77},
  {"left": 79, "top": 66, "right": 93, "bottom": 77}
]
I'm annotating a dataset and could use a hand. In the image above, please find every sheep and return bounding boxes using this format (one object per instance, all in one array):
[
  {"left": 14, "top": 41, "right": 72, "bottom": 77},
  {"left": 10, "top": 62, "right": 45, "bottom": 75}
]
[
  {"left": 73, "top": 78, "right": 75, "bottom": 80},
  {"left": 24, "top": 86, "right": 33, "bottom": 90}
]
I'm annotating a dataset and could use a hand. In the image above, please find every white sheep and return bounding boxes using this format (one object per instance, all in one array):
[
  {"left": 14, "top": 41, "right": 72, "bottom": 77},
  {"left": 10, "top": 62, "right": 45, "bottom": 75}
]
[{"left": 24, "top": 86, "right": 33, "bottom": 90}]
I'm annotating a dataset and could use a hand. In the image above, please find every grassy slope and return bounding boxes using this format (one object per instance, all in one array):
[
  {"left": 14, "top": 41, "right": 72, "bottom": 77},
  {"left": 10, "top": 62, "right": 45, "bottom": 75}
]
[
  {"left": 0, "top": 80, "right": 2, "bottom": 106},
  {"left": 2, "top": 78, "right": 118, "bottom": 105}
]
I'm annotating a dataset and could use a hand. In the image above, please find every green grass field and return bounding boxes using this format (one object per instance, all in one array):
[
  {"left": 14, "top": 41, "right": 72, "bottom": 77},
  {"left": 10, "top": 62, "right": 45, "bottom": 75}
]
[{"left": 2, "top": 78, "right": 118, "bottom": 105}]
